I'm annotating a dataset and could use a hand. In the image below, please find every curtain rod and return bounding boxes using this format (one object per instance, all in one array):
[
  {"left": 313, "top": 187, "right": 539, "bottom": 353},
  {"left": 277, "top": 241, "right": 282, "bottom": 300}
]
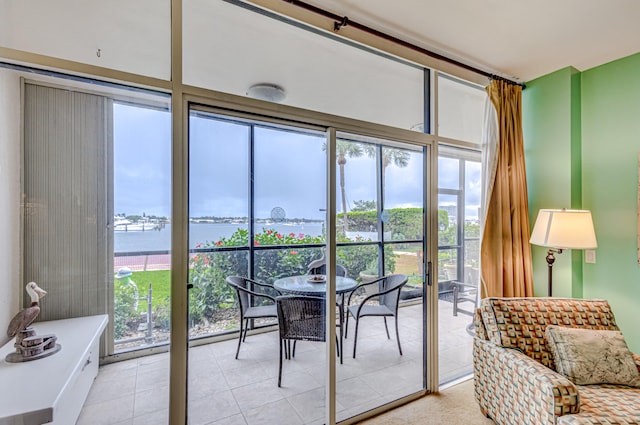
[{"left": 282, "top": 0, "right": 523, "bottom": 87}]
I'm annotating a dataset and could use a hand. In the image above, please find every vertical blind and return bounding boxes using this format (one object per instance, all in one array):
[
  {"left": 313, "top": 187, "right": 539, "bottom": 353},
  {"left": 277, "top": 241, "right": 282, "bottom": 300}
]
[{"left": 23, "top": 83, "right": 112, "bottom": 322}]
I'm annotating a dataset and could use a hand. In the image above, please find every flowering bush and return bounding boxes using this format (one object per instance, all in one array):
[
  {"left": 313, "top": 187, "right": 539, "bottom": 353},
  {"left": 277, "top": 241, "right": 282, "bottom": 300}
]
[{"left": 188, "top": 227, "right": 392, "bottom": 322}]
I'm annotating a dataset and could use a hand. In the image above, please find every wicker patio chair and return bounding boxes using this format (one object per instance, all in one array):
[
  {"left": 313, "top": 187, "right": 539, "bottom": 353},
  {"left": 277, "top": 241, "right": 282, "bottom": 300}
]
[
  {"left": 277, "top": 295, "right": 343, "bottom": 387},
  {"left": 226, "top": 276, "right": 281, "bottom": 359},
  {"left": 307, "top": 263, "right": 347, "bottom": 277},
  {"left": 344, "top": 273, "right": 408, "bottom": 358}
]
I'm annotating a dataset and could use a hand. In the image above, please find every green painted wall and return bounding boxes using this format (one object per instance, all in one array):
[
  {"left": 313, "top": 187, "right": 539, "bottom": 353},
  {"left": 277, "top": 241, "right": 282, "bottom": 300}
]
[
  {"left": 523, "top": 67, "right": 583, "bottom": 298},
  {"left": 523, "top": 52, "right": 640, "bottom": 351},
  {"left": 581, "top": 53, "right": 640, "bottom": 352}
]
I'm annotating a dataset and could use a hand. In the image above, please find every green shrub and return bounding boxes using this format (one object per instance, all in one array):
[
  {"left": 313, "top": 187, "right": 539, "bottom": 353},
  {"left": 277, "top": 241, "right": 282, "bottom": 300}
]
[
  {"left": 114, "top": 280, "right": 139, "bottom": 339},
  {"left": 339, "top": 207, "right": 423, "bottom": 240},
  {"left": 154, "top": 299, "right": 171, "bottom": 330}
]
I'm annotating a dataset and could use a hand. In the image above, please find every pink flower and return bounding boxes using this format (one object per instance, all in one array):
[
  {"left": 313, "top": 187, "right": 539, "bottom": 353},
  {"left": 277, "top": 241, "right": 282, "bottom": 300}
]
[
  {"left": 290, "top": 251, "right": 298, "bottom": 255},
  {"left": 215, "top": 241, "right": 223, "bottom": 246},
  {"left": 195, "top": 243, "right": 202, "bottom": 249},
  {"left": 193, "top": 255, "right": 199, "bottom": 262},
  {"left": 276, "top": 233, "right": 282, "bottom": 239},
  {"left": 254, "top": 240, "right": 260, "bottom": 246},
  {"left": 298, "top": 233, "right": 304, "bottom": 239},
  {"left": 266, "top": 229, "right": 273, "bottom": 235},
  {"left": 289, "top": 232, "right": 295, "bottom": 238}
]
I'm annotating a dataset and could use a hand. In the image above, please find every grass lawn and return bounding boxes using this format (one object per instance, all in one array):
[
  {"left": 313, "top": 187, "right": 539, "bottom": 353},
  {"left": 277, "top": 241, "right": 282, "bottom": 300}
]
[
  {"left": 393, "top": 251, "right": 424, "bottom": 285},
  {"left": 394, "top": 252, "right": 419, "bottom": 274},
  {"left": 124, "top": 270, "right": 171, "bottom": 312},
  {"left": 126, "top": 251, "right": 423, "bottom": 312}
]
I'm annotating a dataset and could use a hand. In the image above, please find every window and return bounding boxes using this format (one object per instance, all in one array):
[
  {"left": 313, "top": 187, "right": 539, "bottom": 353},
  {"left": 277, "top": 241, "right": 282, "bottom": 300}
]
[
  {"left": 113, "top": 101, "right": 171, "bottom": 352},
  {"left": 22, "top": 80, "right": 172, "bottom": 355},
  {"left": 437, "top": 75, "right": 485, "bottom": 143},
  {"left": 436, "top": 75, "right": 485, "bottom": 385}
]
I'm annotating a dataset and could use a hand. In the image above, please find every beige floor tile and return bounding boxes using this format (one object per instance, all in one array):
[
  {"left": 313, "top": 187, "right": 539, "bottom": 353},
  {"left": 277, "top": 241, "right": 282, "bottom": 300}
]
[
  {"left": 209, "top": 413, "right": 248, "bottom": 425},
  {"left": 133, "top": 385, "right": 169, "bottom": 417},
  {"left": 335, "top": 376, "right": 381, "bottom": 407},
  {"left": 85, "top": 373, "right": 136, "bottom": 405},
  {"left": 188, "top": 390, "right": 241, "bottom": 425},
  {"left": 243, "top": 398, "right": 304, "bottom": 425},
  {"left": 189, "top": 370, "right": 230, "bottom": 401},
  {"left": 77, "top": 394, "right": 135, "bottom": 425},
  {"left": 135, "top": 366, "right": 169, "bottom": 392},
  {"left": 132, "top": 408, "right": 169, "bottom": 425},
  {"left": 222, "top": 362, "right": 272, "bottom": 390},
  {"left": 231, "top": 378, "right": 286, "bottom": 412},
  {"left": 81, "top": 299, "right": 475, "bottom": 424}
]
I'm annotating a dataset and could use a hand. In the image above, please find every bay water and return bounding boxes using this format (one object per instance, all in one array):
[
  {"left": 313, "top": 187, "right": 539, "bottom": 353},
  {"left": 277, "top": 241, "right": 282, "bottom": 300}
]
[{"left": 115, "top": 222, "right": 324, "bottom": 253}]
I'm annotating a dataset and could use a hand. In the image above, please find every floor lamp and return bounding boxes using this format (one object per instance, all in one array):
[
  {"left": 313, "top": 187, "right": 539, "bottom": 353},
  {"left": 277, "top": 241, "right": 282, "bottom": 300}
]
[{"left": 530, "top": 209, "right": 598, "bottom": 296}]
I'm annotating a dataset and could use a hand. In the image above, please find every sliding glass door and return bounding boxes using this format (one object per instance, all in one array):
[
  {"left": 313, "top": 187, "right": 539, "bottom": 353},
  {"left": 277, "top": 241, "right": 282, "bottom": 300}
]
[
  {"left": 334, "top": 132, "right": 427, "bottom": 421},
  {"left": 187, "top": 109, "right": 329, "bottom": 423},
  {"left": 186, "top": 104, "right": 430, "bottom": 424}
]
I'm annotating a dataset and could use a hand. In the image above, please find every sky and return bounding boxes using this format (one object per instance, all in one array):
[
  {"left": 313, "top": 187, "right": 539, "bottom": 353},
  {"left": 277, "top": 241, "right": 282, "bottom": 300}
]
[{"left": 114, "top": 103, "right": 482, "bottom": 220}]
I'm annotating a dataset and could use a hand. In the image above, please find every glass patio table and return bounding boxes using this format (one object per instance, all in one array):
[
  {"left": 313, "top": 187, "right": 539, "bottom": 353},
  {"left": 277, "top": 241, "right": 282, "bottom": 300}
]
[
  {"left": 273, "top": 275, "right": 358, "bottom": 296},
  {"left": 273, "top": 275, "right": 358, "bottom": 364}
]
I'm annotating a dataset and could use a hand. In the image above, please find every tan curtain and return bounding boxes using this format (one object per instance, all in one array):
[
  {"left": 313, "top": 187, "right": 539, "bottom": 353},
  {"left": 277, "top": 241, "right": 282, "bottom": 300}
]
[{"left": 480, "top": 80, "right": 534, "bottom": 298}]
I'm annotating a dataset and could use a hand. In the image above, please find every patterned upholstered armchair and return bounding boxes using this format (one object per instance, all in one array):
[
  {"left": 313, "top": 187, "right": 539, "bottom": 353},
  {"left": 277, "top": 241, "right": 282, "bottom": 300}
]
[{"left": 473, "top": 297, "right": 640, "bottom": 425}]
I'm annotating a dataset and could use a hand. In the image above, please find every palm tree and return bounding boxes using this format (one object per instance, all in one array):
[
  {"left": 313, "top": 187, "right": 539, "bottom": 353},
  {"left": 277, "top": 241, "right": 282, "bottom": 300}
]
[
  {"left": 363, "top": 145, "right": 411, "bottom": 185},
  {"left": 381, "top": 147, "right": 410, "bottom": 181},
  {"left": 323, "top": 142, "right": 410, "bottom": 235},
  {"left": 323, "top": 140, "right": 365, "bottom": 234}
]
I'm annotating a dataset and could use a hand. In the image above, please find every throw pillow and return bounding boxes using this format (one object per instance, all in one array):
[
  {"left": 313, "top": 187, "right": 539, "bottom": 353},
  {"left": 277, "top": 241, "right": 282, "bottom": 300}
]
[{"left": 545, "top": 325, "right": 640, "bottom": 387}]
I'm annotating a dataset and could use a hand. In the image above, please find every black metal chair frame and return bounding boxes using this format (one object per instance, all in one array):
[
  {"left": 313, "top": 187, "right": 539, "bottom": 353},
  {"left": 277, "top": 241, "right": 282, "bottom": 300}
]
[
  {"left": 452, "top": 281, "right": 477, "bottom": 316},
  {"left": 451, "top": 265, "right": 479, "bottom": 316},
  {"left": 307, "top": 263, "right": 347, "bottom": 277},
  {"left": 226, "top": 276, "right": 281, "bottom": 359},
  {"left": 306, "top": 263, "right": 347, "bottom": 364},
  {"left": 344, "top": 274, "right": 408, "bottom": 358}
]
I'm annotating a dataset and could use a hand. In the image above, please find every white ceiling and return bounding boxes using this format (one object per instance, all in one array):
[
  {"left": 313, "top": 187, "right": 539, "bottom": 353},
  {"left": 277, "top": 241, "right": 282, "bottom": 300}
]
[
  {"left": 3, "top": 0, "right": 638, "bottom": 108},
  {"left": 298, "top": 0, "right": 640, "bottom": 82}
]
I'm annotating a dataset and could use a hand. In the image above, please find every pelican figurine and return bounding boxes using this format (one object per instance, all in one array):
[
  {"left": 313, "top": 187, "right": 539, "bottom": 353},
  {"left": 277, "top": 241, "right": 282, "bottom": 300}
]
[{"left": 7, "top": 282, "right": 47, "bottom": 338}]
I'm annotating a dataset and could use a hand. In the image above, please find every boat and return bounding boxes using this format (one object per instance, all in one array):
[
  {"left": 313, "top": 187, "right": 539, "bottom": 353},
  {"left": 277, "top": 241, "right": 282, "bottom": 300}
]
[{"left": 114, "top": 219, "right": 159, "bottom": 232}]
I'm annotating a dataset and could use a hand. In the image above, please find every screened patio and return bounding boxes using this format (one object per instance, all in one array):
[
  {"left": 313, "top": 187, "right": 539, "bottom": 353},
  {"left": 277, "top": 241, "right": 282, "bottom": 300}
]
[{"left": 78, "top": 298, "right": 474, "bottom": 425}]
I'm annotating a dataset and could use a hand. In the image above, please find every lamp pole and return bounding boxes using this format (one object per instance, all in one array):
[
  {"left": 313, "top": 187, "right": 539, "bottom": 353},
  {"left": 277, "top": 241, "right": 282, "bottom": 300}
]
[{"left": 545, "top": 248, "right": 562, "bottom": 296}]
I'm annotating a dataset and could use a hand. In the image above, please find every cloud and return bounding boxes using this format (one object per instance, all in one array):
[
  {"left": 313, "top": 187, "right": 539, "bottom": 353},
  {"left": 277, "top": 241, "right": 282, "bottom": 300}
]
[{"left": 114, "top": 105, "right": 482, "bottom": 222}]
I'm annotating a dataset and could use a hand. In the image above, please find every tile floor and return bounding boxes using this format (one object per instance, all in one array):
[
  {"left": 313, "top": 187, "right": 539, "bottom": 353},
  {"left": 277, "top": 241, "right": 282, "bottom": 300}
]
[{"left": 77, "top": 299, "right": 475, "bottom": 425}]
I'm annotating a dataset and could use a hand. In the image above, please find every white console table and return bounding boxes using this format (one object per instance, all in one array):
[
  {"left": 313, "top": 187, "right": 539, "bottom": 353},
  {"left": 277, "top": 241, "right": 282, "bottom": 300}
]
[{"left": 0, "top": 315, "right": 108, "bottom": 425}]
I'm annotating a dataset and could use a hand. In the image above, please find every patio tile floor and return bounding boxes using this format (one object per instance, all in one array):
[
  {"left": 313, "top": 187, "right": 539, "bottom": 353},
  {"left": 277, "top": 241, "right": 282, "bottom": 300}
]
[{"left": 77, "top": 299, "right": 474, "bottom": 425}]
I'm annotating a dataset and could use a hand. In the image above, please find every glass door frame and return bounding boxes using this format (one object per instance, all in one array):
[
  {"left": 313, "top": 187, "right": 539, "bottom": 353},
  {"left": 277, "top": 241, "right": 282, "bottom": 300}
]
[{"left": 176, "top": 91, "right": 438, "bottom": 425}]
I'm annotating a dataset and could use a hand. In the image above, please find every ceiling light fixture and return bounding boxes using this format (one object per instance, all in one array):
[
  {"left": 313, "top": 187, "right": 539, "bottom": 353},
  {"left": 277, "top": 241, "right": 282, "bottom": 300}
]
[{"left": 246, "top": 83, "right": 286, "bottom": 103}]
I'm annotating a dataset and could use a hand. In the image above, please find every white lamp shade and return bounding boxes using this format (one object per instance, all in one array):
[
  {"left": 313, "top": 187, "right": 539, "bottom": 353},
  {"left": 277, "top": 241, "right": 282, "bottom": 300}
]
[{"left": 530, "top": 209, "right": 597, "bottom": 250}]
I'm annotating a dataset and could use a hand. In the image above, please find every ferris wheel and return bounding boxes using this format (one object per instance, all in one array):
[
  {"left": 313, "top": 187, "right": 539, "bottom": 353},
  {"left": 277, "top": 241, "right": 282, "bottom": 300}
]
[{"left": 271, "top": 206, "right": 286, "bottom": 222}]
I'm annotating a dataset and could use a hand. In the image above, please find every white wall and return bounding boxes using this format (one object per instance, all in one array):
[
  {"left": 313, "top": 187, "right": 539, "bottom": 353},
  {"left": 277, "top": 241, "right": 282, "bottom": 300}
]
[
  {"left": 183, "top": 0, "right": 424, "bottom": 130},
  {"left": 0, "top": 0, "right": 170, "bottom": 80},
  {"left": 0, "top": 68, "right": 21, "bottom": 346}
]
